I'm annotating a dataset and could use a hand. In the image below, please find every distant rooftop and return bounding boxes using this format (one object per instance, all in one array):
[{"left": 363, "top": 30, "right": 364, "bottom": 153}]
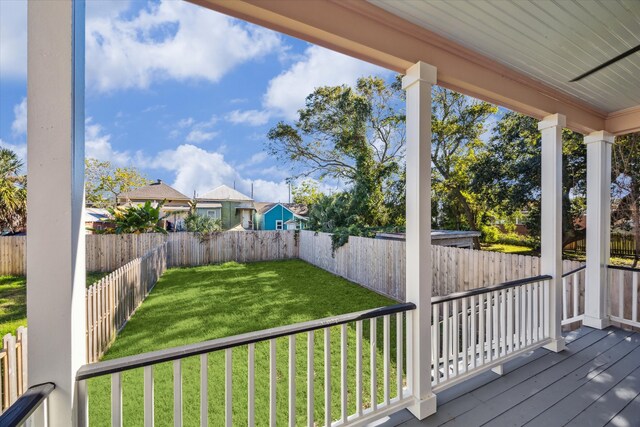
[
  {"left": 254, "top": 202, "right": 309, "bottom": 217},
  {"left": 118, "top": 179, "right": 190, "bottom": 201},
  {"left": 199, "top": 185, "right": 253, "bottom": 202}
]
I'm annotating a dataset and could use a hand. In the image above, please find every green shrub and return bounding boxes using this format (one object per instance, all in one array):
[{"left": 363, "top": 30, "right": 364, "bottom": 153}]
[{"left": 480, "top": 224, "right": 501, "bottom": 243}]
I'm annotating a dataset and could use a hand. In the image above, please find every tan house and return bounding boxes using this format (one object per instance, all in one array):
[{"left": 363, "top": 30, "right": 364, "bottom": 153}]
[{"left": 117, "top": 179, "right": 191, "bottom": 231}]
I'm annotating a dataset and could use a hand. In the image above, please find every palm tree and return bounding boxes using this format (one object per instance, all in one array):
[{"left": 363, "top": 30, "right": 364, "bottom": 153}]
[{"left": 0, "top": 148, "right": 27, "bottom": 234}]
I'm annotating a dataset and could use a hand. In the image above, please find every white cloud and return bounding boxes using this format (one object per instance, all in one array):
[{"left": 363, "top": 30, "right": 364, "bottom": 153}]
[
  {"left": 174, "top": 115, "right": 218, "bottom": 143},
  {"left": 225, "top": 109, "right": 270, "bottom": 126},
  {"left": 0, "top": 0, "right": 27, "bottom": 79},
  {"left": 11, "top": 98, "right": 27, "bottom": 136},
  {"left": 264, "top": 45, "right": 389, "bottom": 120},
  {"left": 86, "top": 0, "right": 282, "bottom": 92},
  {"left": 0, "top": 139, "right": 27, "bottom": 164},
  {"left": 85, "top": 118, "right": 133, "bottom": 165},
  {"left": 186, "top": 130, "right": 217, "bottom": 143},
  {"left": 250, "top": 179, "right": 290, "bottom": 202},
  {"left": 146, "top": 144, "right": 289, "bottom": 201},
  {"left": 178, "top": 118, "right": 195, "bottom": 128}
]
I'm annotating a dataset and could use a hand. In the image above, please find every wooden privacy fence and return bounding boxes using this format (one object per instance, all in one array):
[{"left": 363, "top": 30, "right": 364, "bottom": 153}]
[
  {"left": 0, "top": 231, "right": 299, "bottom": 276},
  {"left": 86, "top": 242, "right": 168, "bottom": 363},
  {"left": 0, "top": 237, "right": 25, "bottom": 276},
  {"left": 299, "top": 231, "right": 584, "bottom": 303},
  {"left": 166, "top": 231, "right": 298, "bottom": 267},
  {"left": 1, "top": 327, "right": 27, "bottom": 414}
]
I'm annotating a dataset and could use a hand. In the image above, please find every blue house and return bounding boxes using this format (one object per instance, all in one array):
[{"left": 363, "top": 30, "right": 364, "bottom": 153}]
[{"left": 254, "top": 202, "right": 309, "bottom": 230}]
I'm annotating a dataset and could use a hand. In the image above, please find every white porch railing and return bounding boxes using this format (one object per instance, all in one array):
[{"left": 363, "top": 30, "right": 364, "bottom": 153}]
[
  {"left": 608, "top": 265, "right": 640, "bottom": 329},
  {"left": 430, "top": 275, "right": 553, "bottom": 391},
  {"left": 561, "top": 265, "right": 586, "bottom": 326},
  {"left": 74, "top": 303, "right": 415, "bottom": 427}
]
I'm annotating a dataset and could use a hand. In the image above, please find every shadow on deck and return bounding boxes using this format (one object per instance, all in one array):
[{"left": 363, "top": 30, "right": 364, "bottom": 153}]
[{"left": 378, "top": 326, "right": 640, "bottom": 427}]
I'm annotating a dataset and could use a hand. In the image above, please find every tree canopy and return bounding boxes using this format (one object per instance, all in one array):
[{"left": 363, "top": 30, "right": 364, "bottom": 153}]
[
  {"left": 0, "top": 148, "right": 27, "bottom": 234},
  {"left": 85, "top": 158, "right": 150, "bottom": 208}
]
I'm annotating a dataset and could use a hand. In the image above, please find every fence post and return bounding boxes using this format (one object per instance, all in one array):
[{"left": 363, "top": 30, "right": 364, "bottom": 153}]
[
  {"left": 16, "top": 327, "right": 27, "bottom": 395},
  {"left": 3, "top": 334, "right": 17, "bottom": 406}
]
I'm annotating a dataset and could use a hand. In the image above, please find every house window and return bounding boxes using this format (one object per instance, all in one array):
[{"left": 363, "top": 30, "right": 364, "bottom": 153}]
[
  {"left": 207, "top": 209, "right": 221, "bottom": 219},
  {"left": 275, "top": 220, "right": 283, "bottom": 230}
]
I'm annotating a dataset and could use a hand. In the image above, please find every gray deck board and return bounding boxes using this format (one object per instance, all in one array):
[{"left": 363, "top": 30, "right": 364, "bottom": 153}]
[
  {"left": 604, "top": 392, "right": 640, "bottom": 427},
  {"left": 383, "top": 327, "right": 640, "bottom": 427},
  {"left": 498, "top": 336, "right": 640, "bottom": 426}
]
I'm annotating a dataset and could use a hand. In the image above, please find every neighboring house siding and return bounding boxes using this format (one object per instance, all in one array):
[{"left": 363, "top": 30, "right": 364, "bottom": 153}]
[
  {"left": 195, "top": 208, "right": 221, "bottom": 220},
  {"left": 261, "top": 205, "right": 306, "bottom": 230}
]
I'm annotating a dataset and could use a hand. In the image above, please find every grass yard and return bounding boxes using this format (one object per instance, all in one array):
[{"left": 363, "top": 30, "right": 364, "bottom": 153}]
[
  {"left": 0, "top": 272, "right": 110, "bottom": 341},
  {"left": 481, "top": 243, "right": 537, "bottom": 256},
  {"left": 87, "top": 260, "right": 401, "bottom": 427}
]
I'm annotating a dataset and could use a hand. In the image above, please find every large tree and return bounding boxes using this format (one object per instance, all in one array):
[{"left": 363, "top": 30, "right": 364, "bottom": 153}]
[
  {"left": 611, "top": 132, "right": 640, "bottom": 265},
  {"left": 267, "top": 76, "right": 405, "bottom": 227},
  {"left": 85, "top": 158, "right": 150, "bottom": 208},
  {"left": 430, "top": 87, "right": 498, "bottom": 247},
  {"left": 471, "top": 111, "right": 587, "bottom": 247},
  {"left": 0, "top": 149, "right": 27, "bottom": 234}
]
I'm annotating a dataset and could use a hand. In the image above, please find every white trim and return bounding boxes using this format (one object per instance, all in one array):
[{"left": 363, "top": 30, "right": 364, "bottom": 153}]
[{"left": 275, "top": 220, "right": 284, "bottom": 230}]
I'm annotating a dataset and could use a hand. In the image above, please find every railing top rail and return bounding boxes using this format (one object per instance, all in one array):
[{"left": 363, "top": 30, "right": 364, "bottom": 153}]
[
  {"left": 562, "top": 264, "right": 586, "bottom": 278},
  {"left": 607, "top": 264, "right": 640, "bottom": 272},
  {"left": 0, "top": 382, "right": 55, "bottom": 426},
  {"left": 431, "top": 274, "right": 552, "bottom": 304},
  {"left": 76, "top": 302, "right": 415, "bottom": 381}
]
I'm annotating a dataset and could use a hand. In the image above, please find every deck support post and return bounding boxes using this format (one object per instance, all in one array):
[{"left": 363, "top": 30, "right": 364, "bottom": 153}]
[
  {"left": 583, "top": 131, "right": 614, "bottom": 329},
  {"left": 27, "top": 1, "right": 86, "bottom": 425},
  {"left": 539, "top": 114, "right": 566, "bottom": 352},
  {"left": 403, "top": 61, "right": 437, "bottom": 419}
]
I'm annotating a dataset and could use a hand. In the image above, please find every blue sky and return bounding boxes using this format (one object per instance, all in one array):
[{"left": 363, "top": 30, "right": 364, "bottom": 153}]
[{"left": 0, "top": 0, "right": 391, "bottom": 202}]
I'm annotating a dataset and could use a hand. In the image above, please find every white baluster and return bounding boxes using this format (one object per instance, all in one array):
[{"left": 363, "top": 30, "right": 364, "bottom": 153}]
[
  {"left": 112, "top": 372, "right": 122, "bottom": 427},
  {"left": 174, "top": 360, "right": 182, "bottom": 427},
  {"left": 144, "top": 365, "right": 154, "bottom": 427}
]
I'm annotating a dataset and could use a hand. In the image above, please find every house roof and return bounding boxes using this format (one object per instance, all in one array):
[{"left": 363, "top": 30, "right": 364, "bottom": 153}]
[
  {"left": 198, "top": 185, "right": 253, "bottom": 202},
  {"left": 118, "top": 180, "right": 190, "bottom": 201},
  {"left": 255, "top": 202, "right": 309, "bottom": 217},
  {"left": 84, "top": 208, "right": 111, "bottom": 223}
]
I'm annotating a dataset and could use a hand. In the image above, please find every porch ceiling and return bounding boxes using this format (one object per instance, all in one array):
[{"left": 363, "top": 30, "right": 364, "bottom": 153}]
[
  {"left": 370, "top": 0, "right": 640, "bottom": 114},
  {"left": 191, "top": 0, "right": 640, "bottom": 136}
]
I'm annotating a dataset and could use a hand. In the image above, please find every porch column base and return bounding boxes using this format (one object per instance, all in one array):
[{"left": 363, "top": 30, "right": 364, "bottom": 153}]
[
  {"left": 543, "top": 337, "right": 566, "bottom": 353},
  {"left": 582, "top": 315, "right": 610, "bottom": 330},
  {"left": 408, "top": 393, "right": 437, "bottom": 420}
]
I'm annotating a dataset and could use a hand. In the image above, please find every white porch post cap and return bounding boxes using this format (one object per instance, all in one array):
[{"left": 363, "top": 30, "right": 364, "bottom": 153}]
[
  {"left": 402, "top": 61, "right": 437, "bottom": 89},
  {"left": 584, "top": 130, "right": 615, "bottom": 145},
  {"left": 538, "top": 113, "right": 566, "bottom": 130}
]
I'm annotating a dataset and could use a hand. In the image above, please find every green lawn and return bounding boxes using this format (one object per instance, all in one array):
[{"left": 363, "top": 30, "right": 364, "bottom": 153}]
[
  {"left": 481, "top": 243, "right": 537, "bottom": 256},
  {"left": 87, "top": 260, "right": 400, "bottom": 427},
  {"left": 0, "top": 272, "right": 110, "bottom": 340}
]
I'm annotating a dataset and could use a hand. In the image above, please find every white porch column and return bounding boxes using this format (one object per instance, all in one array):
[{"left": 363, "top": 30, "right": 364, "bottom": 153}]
[
  {"left": 402, "top": 61, "right": 437, "bottom": 419},
  {"left": 583, "top": 131, "right": 614, "bottom": 329},
  {"left": 27, "top": 1, "right": 86, "bottom": 426},
  {"left": 539, "top": 114, "right": 566, "bottom": 352}
]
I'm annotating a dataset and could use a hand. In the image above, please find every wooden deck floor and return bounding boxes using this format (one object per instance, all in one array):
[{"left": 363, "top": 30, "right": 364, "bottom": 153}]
[{"left": 378, "top": 326, "right": 640, "bottom": 427}]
